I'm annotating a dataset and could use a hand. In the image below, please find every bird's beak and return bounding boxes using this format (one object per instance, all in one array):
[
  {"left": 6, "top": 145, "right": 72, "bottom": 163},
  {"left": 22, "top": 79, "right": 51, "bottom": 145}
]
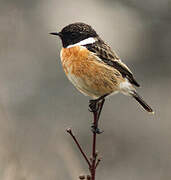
[{"left": 49, "top": 32, "right": 62, "bottom": 37}]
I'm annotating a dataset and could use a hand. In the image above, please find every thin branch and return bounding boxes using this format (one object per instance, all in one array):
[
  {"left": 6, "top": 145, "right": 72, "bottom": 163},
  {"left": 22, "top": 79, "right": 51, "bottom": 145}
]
[
  {"left": 66, "top": 128, "right": 91, "bottom": 168},
  {"left": 66, "top": 98, "right": 105, "bottom": 180},
  {"left": 95, "top": 157, "right": 102, "bottom": 169},
  {"left": 91, "top": 111, "right": 98, "bottom": 180}
]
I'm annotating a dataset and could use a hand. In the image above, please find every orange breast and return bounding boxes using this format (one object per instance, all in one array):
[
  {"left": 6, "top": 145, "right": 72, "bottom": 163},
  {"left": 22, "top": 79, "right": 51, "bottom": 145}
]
[
  {"left": 61, "top": 46, "right": 90, "bottom": 74},
  {"left": 60, "top": 46, "right": 124, "bottom": 98}
]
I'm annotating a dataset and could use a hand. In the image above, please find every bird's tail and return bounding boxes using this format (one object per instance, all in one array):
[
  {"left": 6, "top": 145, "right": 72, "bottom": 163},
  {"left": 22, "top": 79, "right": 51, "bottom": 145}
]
[{"left": 130, "top": 91, "right": 154, "bottom": 114}]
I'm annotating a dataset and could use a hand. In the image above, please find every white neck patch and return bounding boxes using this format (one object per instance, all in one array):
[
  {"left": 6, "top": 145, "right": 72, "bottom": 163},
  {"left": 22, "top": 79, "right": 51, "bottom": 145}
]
[{"left": 66, "top": 37, "right": 96, "bottom": 48}]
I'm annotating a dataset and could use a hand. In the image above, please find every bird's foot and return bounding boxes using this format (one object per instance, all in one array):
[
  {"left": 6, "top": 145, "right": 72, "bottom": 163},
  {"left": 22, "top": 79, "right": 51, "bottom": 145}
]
[
  {"left": 91, "top": 124, "right": 104, "bottom": 134},
  {"left": 89, "top": 99, "right": 99, "bottom": 112}
]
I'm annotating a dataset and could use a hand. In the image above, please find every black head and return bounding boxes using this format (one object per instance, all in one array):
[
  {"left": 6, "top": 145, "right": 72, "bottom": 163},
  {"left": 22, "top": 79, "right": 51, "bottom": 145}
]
[{"left": 50, "top": 22, "right": 98, "bottom": 48}]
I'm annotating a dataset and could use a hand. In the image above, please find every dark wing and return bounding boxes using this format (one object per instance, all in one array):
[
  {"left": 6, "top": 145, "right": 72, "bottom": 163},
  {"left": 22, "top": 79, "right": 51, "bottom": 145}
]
[{"left": 85, "top": 39, "right": 140, "bottom": 87}]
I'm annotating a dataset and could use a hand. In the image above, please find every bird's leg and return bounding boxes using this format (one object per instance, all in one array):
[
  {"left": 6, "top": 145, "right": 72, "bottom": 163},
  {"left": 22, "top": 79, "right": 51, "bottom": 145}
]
[
  {"left": 91, "top": 98, "right": 105, "bottom": 134},
  {"left": 97, "top": 98, "right": 105, "bottom": 121},
  {"left": 89, "top": 94, "right": 108, "bottom": 113},
  {"left": 89, "top": 94, "right": 108, "bottom": 134}
]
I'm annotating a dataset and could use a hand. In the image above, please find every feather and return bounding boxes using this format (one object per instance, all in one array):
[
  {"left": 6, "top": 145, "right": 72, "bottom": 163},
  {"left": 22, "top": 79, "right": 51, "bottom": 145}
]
[{"left": 85, "top": 38, "right": 140, "bottom": 87}]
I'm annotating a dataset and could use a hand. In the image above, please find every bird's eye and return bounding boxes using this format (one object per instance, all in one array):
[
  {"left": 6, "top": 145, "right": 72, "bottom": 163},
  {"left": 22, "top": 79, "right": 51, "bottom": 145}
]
[{"left": 70, "top": 32, "right": 78, "bottom": 38}]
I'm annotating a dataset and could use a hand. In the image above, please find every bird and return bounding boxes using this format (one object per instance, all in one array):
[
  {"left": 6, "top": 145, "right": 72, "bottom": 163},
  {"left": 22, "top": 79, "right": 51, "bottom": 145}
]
[{"left": 50, "top": 22, "right": 154, "bottom": 131}]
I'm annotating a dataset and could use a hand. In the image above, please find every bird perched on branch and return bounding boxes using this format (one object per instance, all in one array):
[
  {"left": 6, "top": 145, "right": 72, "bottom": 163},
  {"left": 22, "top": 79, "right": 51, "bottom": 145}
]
[{"left": 50, "top": 22, "right": 154, "bottom": 132}]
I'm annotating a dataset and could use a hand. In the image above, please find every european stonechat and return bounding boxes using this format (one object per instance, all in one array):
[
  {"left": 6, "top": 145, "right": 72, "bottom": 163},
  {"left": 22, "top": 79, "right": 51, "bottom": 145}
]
[{"left": 50, "top": 22, "right": 153, "bottom": 115}]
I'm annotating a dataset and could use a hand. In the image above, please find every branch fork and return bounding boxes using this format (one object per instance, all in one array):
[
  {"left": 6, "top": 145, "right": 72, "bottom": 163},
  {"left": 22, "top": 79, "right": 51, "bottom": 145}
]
[{"left": 66, "top": 99, "right": 105, "bottom": 180}]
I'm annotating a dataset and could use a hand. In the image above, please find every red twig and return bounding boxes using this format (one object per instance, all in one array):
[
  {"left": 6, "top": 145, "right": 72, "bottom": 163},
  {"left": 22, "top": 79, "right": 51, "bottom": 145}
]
[
  {"left": 66, "top": 128, "right": 91, "bottom": 168},
  {"left": 67, "top": 100, "right": 104, "bottom": 180},
  {"left": 90, "top": 111, "right": 98, "bottom": 180},
  {"left": 95, "top": 157, "right": 102, "bottom": 169}
]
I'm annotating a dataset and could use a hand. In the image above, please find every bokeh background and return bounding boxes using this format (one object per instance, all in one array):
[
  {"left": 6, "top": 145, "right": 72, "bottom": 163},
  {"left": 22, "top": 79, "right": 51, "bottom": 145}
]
[{"left": 0, "top": 0, "right": 171, "bottom": 179}]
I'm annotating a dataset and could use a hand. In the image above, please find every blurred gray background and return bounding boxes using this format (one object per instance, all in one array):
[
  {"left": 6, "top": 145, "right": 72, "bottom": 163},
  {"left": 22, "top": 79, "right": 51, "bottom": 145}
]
[{"left": 0, "top": 0, "right": 171, "bottom": 179}]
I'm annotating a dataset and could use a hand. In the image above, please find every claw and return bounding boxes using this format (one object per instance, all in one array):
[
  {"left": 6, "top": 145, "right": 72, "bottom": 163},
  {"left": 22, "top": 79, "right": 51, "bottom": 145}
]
[
  {"left": 89, "top": 100, "right": 99, "bottom": 112},
  {"left": 91, "top": 125, "right": 104, "bottom": 134}
]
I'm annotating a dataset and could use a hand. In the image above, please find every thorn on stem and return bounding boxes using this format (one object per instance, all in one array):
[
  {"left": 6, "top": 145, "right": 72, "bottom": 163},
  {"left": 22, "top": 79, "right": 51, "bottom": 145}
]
[
  {"left": 66, "top": 127, "right": 72, "bottom": 133},
  {"left": 95, "top": 150, "right": 98, "bottom": 157},
  {"left": 95, "top": 157, "right": 102, "bottom": 169}
]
